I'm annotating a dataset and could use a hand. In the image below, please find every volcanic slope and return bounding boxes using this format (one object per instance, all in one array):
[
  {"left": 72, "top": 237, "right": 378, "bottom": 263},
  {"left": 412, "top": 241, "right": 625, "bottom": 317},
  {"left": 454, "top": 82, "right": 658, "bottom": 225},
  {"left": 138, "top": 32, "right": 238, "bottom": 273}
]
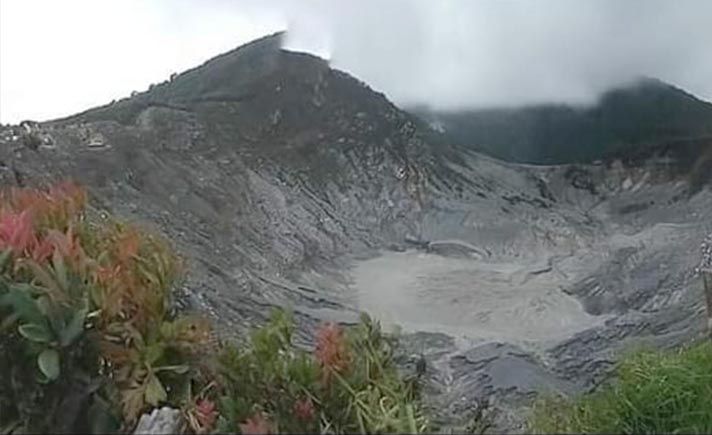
[{"left": 2, "top": 33, "right": 712, "bottom": 430}]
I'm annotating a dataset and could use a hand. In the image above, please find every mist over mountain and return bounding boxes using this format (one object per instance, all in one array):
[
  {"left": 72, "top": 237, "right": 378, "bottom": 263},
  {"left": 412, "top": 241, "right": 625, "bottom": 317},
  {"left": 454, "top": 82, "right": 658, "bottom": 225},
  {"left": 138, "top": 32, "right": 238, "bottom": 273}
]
[
  {"left": 410, "top": 78, "right": 712, "bottom": 164},
  {"left": 4, "top": 0, "right": 712, "bottom": 124}
]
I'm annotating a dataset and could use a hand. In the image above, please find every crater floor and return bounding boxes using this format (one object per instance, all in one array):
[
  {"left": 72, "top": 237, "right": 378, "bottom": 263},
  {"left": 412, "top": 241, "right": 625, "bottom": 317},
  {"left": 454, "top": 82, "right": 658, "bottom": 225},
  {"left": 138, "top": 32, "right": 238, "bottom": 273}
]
[{"left": 352, "top": 249, "right": 606, "bottom": 343}]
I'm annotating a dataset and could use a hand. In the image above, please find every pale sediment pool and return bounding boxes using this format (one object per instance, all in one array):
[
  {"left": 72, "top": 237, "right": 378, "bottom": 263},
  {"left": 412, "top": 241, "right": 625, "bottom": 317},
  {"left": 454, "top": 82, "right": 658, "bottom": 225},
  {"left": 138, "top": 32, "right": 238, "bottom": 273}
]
[{"left": 352, "top": 250, "right": 606, "bottom": 343}]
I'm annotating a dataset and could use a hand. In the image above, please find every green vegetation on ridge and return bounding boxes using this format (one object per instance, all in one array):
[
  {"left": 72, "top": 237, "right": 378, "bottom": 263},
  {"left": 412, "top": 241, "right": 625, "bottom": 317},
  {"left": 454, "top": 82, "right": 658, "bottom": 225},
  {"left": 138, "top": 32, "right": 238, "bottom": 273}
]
[{"left": 412, "top": 78, "right": 712, "bottom": 164}]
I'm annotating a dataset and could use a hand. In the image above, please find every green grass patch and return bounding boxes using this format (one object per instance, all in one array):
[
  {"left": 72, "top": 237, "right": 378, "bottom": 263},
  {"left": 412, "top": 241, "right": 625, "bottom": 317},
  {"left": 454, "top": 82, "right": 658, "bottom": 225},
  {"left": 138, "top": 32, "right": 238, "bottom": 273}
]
[{"left": 530, "top": 341, "right": 712, "bottom": 434}]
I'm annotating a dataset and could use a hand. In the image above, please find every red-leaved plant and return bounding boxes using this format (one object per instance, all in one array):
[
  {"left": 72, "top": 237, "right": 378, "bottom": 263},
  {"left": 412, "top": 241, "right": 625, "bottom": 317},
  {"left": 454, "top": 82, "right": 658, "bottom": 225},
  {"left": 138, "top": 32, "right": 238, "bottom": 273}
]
[
  {"left": 216, "top": 310, "right": 428, "bottom": 434},
  {"left": 315, "top": 322, "right": 351, "bottom": 384},
  {"left": 0, "top": 181, "right": 212, "bottom": 433}
]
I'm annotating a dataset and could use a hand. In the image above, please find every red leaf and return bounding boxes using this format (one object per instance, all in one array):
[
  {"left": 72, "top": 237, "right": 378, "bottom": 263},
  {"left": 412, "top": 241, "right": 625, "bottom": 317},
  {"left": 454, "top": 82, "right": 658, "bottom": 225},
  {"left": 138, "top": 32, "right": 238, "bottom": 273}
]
[
  {"left": 293, "top": 396, "right": 315, "bottom": 421},
  {"left": 315, "top": 322, "right": 350, "bottom": 382},
  {"left": 239, "top": 413, "right": 273, "bottom": 435},
  {"left": 46, "top": 227, "right": 86, "bottom": 269},
  {"left": 195, "top": 398, "right": 218, "bottom": 429},
  {"left": 28, "top": 234, "right": 55, "bottom": 263},
  {"left": 0, "top": 209, "right": 34, "bottom": 255}
]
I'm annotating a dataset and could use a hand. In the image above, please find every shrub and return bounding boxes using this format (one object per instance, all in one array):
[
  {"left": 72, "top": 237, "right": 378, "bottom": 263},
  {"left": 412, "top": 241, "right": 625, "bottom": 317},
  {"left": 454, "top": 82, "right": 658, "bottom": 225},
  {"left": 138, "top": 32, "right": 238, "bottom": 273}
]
[
  {"left": 0, "top": 182, "right": 210, "bottom": 433},
  {"left": 216, "top": 310, "right": 428, "bottom": 434},
  {"left": 529, "top": 341, "right": 712, "bottom": 434},
  {"left": 21, "top": 131, "right": 43, "bottom": 150},
  {"left": 0, "top": 182, "right": 430, "bottom": 434}
]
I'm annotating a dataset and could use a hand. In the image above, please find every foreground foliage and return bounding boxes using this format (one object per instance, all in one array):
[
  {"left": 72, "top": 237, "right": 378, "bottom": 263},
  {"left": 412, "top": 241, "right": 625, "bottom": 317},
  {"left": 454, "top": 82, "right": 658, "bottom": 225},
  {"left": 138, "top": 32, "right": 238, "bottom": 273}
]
[
  {"left": 0, "top": 182, "right": 209, "bottom": 433},
  {"left": 530, "top": 341, "right": 712, "bottom": 434},
  {"left": 0, "top": 182, "right": 427, "bottom": 434},
  {"left": 217, "top": 310, "right": 427, "bottom": 434}
]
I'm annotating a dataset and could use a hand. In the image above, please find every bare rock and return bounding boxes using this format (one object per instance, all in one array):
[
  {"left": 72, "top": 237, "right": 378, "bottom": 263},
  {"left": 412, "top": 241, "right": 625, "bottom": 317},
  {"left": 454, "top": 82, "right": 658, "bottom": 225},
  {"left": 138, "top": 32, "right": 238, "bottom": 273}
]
[{"left": 133, "top": 407, "right": 184, "bottom": 435}]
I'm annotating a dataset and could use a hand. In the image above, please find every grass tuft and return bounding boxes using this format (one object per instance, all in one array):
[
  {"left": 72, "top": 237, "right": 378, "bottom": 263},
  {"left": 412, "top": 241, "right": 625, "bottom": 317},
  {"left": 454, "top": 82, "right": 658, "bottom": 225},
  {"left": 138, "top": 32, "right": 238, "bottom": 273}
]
[{"left": 530, "top": 341, "right": 712, "bottom": 434}]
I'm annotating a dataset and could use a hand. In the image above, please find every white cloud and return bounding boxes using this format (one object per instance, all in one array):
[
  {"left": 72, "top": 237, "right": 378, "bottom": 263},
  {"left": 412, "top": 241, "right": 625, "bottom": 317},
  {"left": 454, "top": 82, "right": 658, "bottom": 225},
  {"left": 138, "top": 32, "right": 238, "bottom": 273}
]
[
  {"left": 293, "top": 0, "right": 712, "bottom": 109},
  {"left": 2, "top": 0, "right": 712, "bottom": 123},
  {"left": 0, "top": 0, "right": 283, "bottom": 123}
]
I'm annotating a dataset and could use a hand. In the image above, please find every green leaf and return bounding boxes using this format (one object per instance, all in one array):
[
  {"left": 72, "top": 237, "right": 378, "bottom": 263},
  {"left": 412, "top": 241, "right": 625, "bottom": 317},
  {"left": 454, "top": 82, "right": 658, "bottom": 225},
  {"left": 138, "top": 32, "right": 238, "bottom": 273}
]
[
  {"left": 144, "top": 343, "right": 165, "bottom": 365},
  {"left": 136, "top": 261, "right": 160, "bottom": 286},
  {"left": 0, "top": 312, "right": 20, "bottom": 332},
  {"left": 36, "top": 295, "right": 52, "bottom": 316},
  {"left": 38, "top": 349, "right": 60, "bottom": 380},
  {"left": 59, "top": 306, "right": 87, "bottom": 347},
  {"left": 144, "top": 374, "right": 167, "bottom": 406},
  {"left": 19, "top": 322, "right": 53, "bottom": 343},
  {"left": 12, "top": 282, "right": 46, "bottom": 297},
  {"left": 37, "top": 295, "right": 64, "bottom": 334},
  {"left": 89, "top": 285, "right": 104, "bottom": 310},
  {"left": 24, "top": 260, "right": 62, "bottom": 297},
  {"left": 406, "top": 404, "right": 418, "bottom": 434},
  {"left": 0, "top": 287, "right": 44, "bottom": 325},
  {"left": 52, "top": 249, "right": 68, "bottom": 291},
  {"left": 0, "top": 249, "right": 13, "bottom": 272}
]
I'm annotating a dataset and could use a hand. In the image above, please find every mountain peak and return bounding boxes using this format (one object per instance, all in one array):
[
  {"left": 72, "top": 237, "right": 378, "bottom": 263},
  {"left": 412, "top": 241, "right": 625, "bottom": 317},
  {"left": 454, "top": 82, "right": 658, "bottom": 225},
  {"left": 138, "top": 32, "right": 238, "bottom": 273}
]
[{"left": 56, "top": 31, "right": 333, "bottom": 125}]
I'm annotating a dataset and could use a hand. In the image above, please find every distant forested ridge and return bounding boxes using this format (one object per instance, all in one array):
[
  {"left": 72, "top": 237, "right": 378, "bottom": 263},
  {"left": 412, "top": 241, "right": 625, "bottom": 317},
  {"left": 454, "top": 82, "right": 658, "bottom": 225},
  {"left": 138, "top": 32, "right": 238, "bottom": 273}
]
[{"left": 410, "top": 78, "right": 712, "bottom": 164}]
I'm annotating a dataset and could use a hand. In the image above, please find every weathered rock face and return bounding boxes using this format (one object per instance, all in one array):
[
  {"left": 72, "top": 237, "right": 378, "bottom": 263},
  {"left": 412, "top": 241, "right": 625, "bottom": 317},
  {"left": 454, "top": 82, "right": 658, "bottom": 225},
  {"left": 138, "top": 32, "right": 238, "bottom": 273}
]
[
  {"left": 4, "top": 33, "right": 448, "bottom": 333},
  {"left": 2, "top": 33, "right": 712, "bottom": 432},
  {"left": 133, "top": 407, "right": 183, "bottom": 435}
]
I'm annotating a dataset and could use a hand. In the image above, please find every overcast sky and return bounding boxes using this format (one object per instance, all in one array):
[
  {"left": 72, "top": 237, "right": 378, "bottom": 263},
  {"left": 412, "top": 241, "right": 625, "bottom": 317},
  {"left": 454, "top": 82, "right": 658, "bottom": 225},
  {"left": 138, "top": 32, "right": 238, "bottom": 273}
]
[{"left": 2, "top": 0, "right": 712, "bottom": 124}]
